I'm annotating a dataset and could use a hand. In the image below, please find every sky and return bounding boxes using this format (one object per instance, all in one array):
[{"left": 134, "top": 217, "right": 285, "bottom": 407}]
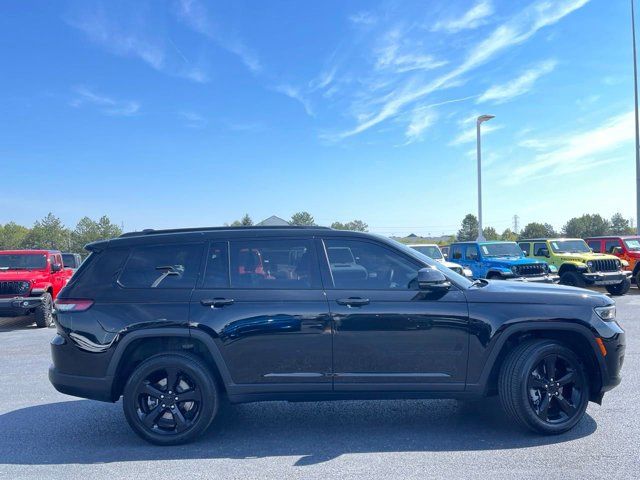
[{"left": 0, "top": 0, "right": 636, "bottom": 236}]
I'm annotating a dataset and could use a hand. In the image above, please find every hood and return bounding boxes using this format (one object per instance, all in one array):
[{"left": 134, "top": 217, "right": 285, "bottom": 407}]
[
  {"left": 465, "top": 279, "right": 611, "bottom": 307},
  {"left": 557, "top": 252, "right": 618, "bottom": 262},
  {"left": 483, "top": 256, "right": 546, "bottom": 267},
  {"left": 0, "top": 269, "right": 47, "bottom": 282}
]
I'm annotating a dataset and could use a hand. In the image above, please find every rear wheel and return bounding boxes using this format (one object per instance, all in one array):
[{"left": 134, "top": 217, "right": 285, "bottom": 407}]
[
  {"left": 122, "top": 352, "right": 219, "bottom": 445},
  {"left": 499, "top": 340, "right": 589, "bottom": 435},
  {"left": 635, "top": 269, "right": 640, "bottom": 286},
  {"left": 34, "top": 292, "right": 54, "bottom": 328},
  {"left": 559, "top": 271, "right": 586, "bottom": 288},
  {"left": 606, "top": 277, "right": 631, "bottom": 296}
]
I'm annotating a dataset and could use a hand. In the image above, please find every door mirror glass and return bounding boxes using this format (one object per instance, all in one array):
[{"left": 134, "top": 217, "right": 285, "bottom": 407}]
[
  {"left": 612, "top": 246, "right": 623, "bottom": 255},
  {"left": 51, "top": 263, "right": 62, "bottom": 272},
  {"left": 417, "top": 267, "right": 451, "bottom": 291},
  {"left": 522, "top": 249, "right": 528, "bottom": 256}
]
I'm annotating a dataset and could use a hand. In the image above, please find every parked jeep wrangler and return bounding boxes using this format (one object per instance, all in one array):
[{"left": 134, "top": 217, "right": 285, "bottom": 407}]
[
  {"left": 61, "top": 252, "right": 83, "bottom": 273},
  {"left": 448, "top": 241, "right": 558, "bottom": 282},
  {"left": 519, "top": 238, "right": 632, "bottom": 295},
  {"left": 585, "top": 236, "right": 640, "bottom": 286},
  {"left": 49, "top": 226, "right": 624, "bottom": 445},
  {"left": 0, "top": 249, "right": 72, "bottom": 327},
  {"left": 408, "top": 243, "right": 473, "bottom": 277}
]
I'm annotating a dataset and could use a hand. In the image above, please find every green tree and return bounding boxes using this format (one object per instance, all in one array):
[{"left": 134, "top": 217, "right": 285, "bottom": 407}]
[
  {"left": 290, "top": 211, "right": 315, "bottom": 226},
  {"left": 456, "top": 214, "right": 478, "bottom": 241},
  {"left": 230, "top": 214, "right": 253, "bottom": 226},
  {"left": 520, "top": 222, "right": 556, "bottom": 239},
  {"left": 22, "top": 213, "right": 69, "bottom": 250},
  {"left": 331, "top": 219, "right": 368, "bottom": 232},
  {"left": 71, "top": 216, "right": 122, "bottom": 253},
  {"left": 562, "top": 214, "right": 610, "bottom": 238},
  {"left": 500, "top": 228, "right": 518, "bottom": 241},
  {"left": 0, "top": 222, "right": 30, "bottom": 249},
  {"left": 482, "top": 226, "right": 499, "bottom": 240},
  {"left": 609, "top": 212, "right": 632, "bottom": 235}
]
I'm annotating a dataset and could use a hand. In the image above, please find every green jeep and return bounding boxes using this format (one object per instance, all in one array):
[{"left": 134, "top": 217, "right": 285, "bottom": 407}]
[{"left": 519, "top": 238, "right": 632, "bottom": 296}]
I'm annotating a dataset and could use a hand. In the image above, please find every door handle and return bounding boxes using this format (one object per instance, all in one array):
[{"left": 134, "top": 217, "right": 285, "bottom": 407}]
[
  {"left": 336, "top": 297, "right": 370, "bottom": 307},
  {"left": 201, "top": 298, "right": 235, "bottom": 308}
]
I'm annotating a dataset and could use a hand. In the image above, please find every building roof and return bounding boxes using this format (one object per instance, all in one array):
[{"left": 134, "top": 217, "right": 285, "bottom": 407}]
[{"left": 256, "top": 215, "right": 290, "bottom": 226}]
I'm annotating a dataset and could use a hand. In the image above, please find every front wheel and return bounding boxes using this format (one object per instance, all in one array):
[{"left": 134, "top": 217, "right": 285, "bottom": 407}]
[
  {"left": 34, "top": 292, "right": 54, "bottom": 328},
  {"left": 559, "top": 271, "right": 586, "bottom": 288},
  {"left": 606, "top": 277, "right": 631, "bottom": 296},
  {"left": 122, "top": 352, "right": 219, "bottom": 445},
  {"left": 499, "top": 340, "right": 589, "bottom": 435}
]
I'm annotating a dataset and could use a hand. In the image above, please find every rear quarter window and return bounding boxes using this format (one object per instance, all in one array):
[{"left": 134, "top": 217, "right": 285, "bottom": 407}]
[{"left": 118, "top": 244, "right": 204, "bottom": 289}]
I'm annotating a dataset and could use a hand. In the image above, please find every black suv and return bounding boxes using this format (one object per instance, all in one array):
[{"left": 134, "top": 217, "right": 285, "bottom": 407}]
[{"left": 49, "top": 226, "right": 625, "bottom": 445}]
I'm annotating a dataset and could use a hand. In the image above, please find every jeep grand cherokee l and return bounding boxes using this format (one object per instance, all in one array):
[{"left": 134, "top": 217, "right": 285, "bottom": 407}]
[{"left": 49, "top": 226, "right": 625, "bottom": 445}]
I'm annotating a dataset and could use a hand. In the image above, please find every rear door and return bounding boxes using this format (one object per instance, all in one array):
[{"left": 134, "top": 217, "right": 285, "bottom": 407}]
[
  {"left": 189, "top": 237, "right": 333, "bottom": 393},
  {"left": 320, "top": 236, "right": 469, "bottom": 392}
]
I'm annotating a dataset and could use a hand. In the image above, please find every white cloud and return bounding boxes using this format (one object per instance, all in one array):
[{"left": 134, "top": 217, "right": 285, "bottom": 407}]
[
  {"left": 450, "top": 123, "right": 502, "bottom": 145},
  {"left": 337, "top": 0, "right": 590, "bottom": 139},
  {"left": 375, "top": 29, "right": 447, "bottom": 73},
  {"left": 175, "top": 0, "right": 261, "bottom": 73},
  {"left": 405, "top": 108, "right": 437, "bottom": 143},
  {"left": 477, "top": 59, "right": 557, "bottom": 104},
  {"left": 432, "top": 1, "right": 494, "bottom": 33},
  {"left": 274, "top": 85, "right": 314, "bottom": 116},
  {"left": 71, "top": 86, "right": 140, "bottom": 116},
  {"left": 349, "top": 11, "right": 377, "bottom": 26},
  {"left": 507, "top": 110, "right": 634, "bottom": 183}
]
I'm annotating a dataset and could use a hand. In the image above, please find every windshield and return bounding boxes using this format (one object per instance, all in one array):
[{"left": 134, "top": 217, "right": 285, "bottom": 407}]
[
  {"left": 480, "top": 242, "right": 524, "bottom": 258},
  {"left": 410, "top": 245, "right": 443, "bottom": 260},
  {"left": 550, "top": 240, "right": 591, "bottom": 253},
  {"left": 623, "top": 238, "right": 640, "bottom": 251},
  {"left": 386, "top": 237, "right": 473, "bottom": 288},
  {"left": 0, "top": 253, "right": 47, "bottom": 270}
]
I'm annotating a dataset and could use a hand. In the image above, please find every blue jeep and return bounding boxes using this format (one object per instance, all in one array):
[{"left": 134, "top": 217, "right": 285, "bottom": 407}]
[{"left": 448, "top": 241, "right": 559, "bottom": 282}]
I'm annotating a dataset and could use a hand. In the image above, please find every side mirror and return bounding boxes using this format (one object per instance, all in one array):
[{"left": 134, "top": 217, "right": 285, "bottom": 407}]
[
  {"left": 540, "top": 248, "right": 550, "bottom": 258},
  {"left": 51, "top": 263, "right": 62, "bottom": 272},
  {"left": 612, "top": 247, "right": 623, "bottom": 255},
  {"left": 522, "top": 250, "right": 529, "bottom": 257},
  {"left": 443, "top": 253, "right": 448, "bottom": 260},
  {"left": 417, "top": 268, "right": 451, "bottom": 292}
]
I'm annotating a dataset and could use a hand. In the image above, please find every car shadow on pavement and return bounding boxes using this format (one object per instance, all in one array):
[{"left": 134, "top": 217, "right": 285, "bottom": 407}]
[
  {"left": 0, "top": 397, "right": 597, "bottom": 466},
  {"left": 0, "top": 316, "right": 38, "bottom": 332}
]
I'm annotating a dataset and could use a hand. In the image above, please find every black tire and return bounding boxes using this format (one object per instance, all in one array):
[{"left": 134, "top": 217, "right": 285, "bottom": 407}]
[
  {"left": 34, "top": 292, "right": 54, "bottom": 328},
  {"left": 498, "top": 339, "right": 589, "bottom": 435},
  {"left": 559, "top": 271, "right": 586, "bottom": 288},
  {"left": 487, "top": 272, "right": 502, "bottom": 280},
  {"left": 122, "top": 352, "right": 219, "bottom": 445},
  {"left": 606, "top": 277, "right": 631, "bottom": 296},
  {"left": 635, "top": 270, "right": 640, "bottom": 286}
]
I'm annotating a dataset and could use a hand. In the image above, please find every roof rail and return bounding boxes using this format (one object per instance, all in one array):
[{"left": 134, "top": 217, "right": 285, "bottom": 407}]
[{"left": 119, "top": 225, "right": 332, "bottom": 238}]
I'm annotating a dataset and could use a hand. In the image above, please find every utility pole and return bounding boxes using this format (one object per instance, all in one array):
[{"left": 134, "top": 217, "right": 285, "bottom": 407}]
[
  {"left": 513, "top": 214, "right": 520, "bottom": 235},
  {"left": 476, "top": 114, "right": 495, "bottom": 242},
  {"left": 632, "top": 0, "right": 640, "bottom": 234}
]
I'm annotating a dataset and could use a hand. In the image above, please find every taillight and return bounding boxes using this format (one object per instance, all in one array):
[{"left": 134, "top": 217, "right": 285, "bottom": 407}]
[{"left": 55, "top": 299, "right": 94, "bottom": 312}]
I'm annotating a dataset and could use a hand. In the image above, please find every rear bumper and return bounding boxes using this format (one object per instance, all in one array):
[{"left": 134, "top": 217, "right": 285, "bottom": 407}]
[
  {"left": 0, "top": 296, "right": 41, "bottom": 317},
  {"left": 583, "top": 271, "right": 631, "bottom": 286},
  {"left": 49, "top": 365, "right": 115, "bottom": 402}
]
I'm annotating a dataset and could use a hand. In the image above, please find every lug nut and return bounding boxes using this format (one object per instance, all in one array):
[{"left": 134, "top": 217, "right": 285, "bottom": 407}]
[
  {"left": 175, "top": 397, "right": 179, "bottom": 401},
  {"left": 162, "top": 404, "right": 166, "bottom": 408}
]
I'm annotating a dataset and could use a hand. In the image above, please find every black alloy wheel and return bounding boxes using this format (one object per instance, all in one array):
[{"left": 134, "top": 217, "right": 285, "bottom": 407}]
[{"left": 123, "top": 353, "right": 219, "bottom": 445}]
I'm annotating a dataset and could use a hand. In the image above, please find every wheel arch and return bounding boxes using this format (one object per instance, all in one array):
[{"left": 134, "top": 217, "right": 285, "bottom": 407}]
[
  {"left": 108, "top": 328, "right": 233, "bottom": 401},
  {"left": 476, "top": 322, "right": 604, "bottom": 402},
  {"left": 558, "top": 263, "right": 577, "bottom": 276}
]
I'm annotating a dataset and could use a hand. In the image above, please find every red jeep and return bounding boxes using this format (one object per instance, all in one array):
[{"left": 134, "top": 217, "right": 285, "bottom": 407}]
[
  {"left": 585, "top": 236, "right": 640, "bottom": 285},
  {"left": 0, "top": 250, "right": 73, "bottom": 327}
]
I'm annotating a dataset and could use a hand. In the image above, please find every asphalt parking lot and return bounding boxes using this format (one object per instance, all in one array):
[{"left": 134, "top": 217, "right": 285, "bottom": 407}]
[{"left": 0, "top": 290, "right": 638, "bottom": 480}]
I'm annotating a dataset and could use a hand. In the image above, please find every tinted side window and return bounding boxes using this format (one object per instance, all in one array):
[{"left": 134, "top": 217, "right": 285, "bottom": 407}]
[
  {"left": 605, "top": 239, "right": 621, "bottom": 253},
  {"left": 119, "top": 244, "right": 203, "bottom": 289},
  {"left": 202, "top": 241, "right": 229, "bottom": 288},
  {"left": 451, "top": 245, "right": 463, "bottom": 260},
  {"left": 324, "top": 239, "right": 419, "bottom": 290},
  {"left": 533, "top": 242, "right": 547, "bottom": 256},
  {"left": 587, "top": 240, "right": 601, "bottom": 253},
  {"left": 466, "top": 245, "right": 479, "bottom": 261},
  {"left": 519, "top": 242, "right": 530, "bottom": 255},
  {"left": 230, "top": 239, "right": 319, "bottom": 289}
]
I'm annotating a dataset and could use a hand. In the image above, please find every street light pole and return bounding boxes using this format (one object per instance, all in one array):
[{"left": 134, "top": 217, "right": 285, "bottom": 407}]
[
  {"left": 632, "top": 0, "right": 640, "bottom": 234},
  {"left": 476, "top": 114, "right": 495, "bottom": 242}
]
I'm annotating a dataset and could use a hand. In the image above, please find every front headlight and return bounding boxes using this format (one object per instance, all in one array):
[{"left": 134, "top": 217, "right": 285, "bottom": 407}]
[
  {"left": 594, "top": 305, "right": 616, "bottom": 321},
  {"left": 620, "top": 259, "right": 627, "bottom": 267},
  {"left": 548, "top": 264, "right": 558, "bottom": 273}
]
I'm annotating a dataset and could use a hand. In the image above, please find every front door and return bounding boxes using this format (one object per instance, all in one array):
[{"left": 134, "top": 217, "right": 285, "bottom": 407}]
[
  {"left": 320, "top": 237, "right": 470, "bottom": 392},
  {"left": 189, "top": 237, "right": 332, "bottom": 394}
]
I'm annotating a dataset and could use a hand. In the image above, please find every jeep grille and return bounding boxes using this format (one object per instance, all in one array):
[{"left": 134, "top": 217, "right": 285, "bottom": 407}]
[
  {"left": 590, "top": 259, "right": 619, "bottom": 272},
  {"left": 0, "top": 281, "right": 30, "bottom": 296},
  {"left": 514, "top": 264, "right": 546, "bottom": 276}
]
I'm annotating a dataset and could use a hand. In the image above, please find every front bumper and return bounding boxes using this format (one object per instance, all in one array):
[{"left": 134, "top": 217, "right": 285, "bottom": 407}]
[
  {"left": 583, "top": 271, "right": 632, "bottom": 286},
  {"left": 510, "top": 274, "right": 559, "bottom": 283},
  {"left": 0, "top": 296, "right": 41, "bottom": 317}
]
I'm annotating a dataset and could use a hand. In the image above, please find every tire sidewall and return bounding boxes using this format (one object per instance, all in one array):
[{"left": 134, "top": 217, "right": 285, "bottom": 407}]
[
  {"left": 606, "top": 277, "right": 630, "bottom": 296},
  {"left": 560, "top": 271, "right": 584, "bottom": 287},
  {"left": 34, "top": 292, "right": 53, "bottom": 328},
  {"left": 122, "top": 353, "right": 218, "bottom": 445},
  {"left": 514, "top": 343, "right": 589, "bottom": 434}
]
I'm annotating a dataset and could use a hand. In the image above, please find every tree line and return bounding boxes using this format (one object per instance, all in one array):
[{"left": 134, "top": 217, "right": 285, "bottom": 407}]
[
  {"left": 0, "top": 213, "right": 123, "bottom": 254},
  {"left": 456, "top": 212, "right": 635, "bottom": 242}
]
